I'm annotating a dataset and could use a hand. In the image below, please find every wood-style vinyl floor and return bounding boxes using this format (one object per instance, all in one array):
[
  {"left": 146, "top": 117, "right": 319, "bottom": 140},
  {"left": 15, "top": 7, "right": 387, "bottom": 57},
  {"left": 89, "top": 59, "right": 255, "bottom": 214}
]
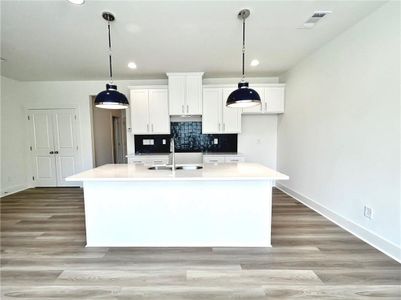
[{"left": 1, "top": 187, "right": 400, "bottom": 299}]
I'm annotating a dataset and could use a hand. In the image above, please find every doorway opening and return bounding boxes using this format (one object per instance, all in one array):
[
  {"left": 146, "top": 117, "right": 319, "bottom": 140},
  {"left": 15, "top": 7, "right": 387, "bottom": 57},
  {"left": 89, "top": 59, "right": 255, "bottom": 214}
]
[{"left": 90, "top": 96, "right": 127, "bottom": 167}]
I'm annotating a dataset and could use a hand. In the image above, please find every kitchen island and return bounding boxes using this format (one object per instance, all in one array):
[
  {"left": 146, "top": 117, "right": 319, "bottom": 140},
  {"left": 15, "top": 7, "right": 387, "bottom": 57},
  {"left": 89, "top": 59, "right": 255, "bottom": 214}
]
[{"left": 67, "top": 163, "right": 288, "bottom": 247}]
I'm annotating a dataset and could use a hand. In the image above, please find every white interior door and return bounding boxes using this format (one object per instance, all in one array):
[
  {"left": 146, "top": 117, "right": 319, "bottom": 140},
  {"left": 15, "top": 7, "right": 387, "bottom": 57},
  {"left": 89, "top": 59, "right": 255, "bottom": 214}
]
[
  {"left": 222, "top": 88, "right": 242, "bottom": 133},
  {"left": 29, "top": 110, "right": 57, "bottom": 186},
  {"left": 53, "top": 109, "right": 80, "bottom": 186},
  {"left": 148, "top": 89, "right": 170, "bottom": 134}
]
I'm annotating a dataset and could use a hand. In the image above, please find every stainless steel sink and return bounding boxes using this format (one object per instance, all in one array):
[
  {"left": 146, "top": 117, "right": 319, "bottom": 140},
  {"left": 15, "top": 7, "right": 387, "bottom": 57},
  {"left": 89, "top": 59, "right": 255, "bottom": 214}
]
[
  {"left": 147, "top": 165, "right": 173, "bottom": 171},
  {"left": 175, "top": 165, "right": 203, "bottom": 170},
  {"left": 148, "top": 164, "right": 203, "bottom": 171}
]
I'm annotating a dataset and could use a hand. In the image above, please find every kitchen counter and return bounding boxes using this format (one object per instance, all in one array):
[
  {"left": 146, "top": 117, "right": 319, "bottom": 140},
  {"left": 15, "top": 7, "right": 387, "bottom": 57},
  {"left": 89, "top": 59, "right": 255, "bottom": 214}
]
[
  {"left": 67, "top": 163, "right": 288, "bottom": 182},
  {"left": 67, "top": 163, "right": 288, "bottom": 248}
]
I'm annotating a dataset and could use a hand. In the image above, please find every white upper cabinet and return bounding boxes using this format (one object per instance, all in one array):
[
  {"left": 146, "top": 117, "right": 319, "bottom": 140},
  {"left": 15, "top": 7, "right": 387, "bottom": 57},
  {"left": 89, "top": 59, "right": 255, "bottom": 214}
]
[
  {"left": 202, "top": 88, "right": 222, "bottom": 133},
  {"left": 202, "top": 87, "right": 241, "bottom": 134},
  {"left": 167, "top": 72, "right": 203, "bottom": 115},
  {"left": 242, "top": 84, "right": 285, "bottom": 114},
  {"left": 242, "top": 86, "right": 264, "bottom": 114},
  {"left": 130, "top": 87, "right": 170, "bottom": 134},
  {"left": 265, "top": 86, "right": 285, "bottom": 113},
  {"left": 222, "top": 88, "right": 242, "bottom": 133}
]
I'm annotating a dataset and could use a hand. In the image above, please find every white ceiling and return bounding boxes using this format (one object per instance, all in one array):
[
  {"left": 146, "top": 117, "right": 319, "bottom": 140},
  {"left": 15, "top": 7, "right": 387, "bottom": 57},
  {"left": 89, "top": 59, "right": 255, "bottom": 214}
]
[{"left": 1, "top": 0, "right": 385, "bottom": 81}]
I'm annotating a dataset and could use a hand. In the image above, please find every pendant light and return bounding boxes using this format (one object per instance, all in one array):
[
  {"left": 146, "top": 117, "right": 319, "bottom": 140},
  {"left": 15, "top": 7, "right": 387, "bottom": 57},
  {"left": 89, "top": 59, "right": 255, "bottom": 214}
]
[
  {"left": 226, "top": 9, "right": 261, "bottom": 108},
  {"left": 95, "top": 12, "right": 129, "bottom": 109}
]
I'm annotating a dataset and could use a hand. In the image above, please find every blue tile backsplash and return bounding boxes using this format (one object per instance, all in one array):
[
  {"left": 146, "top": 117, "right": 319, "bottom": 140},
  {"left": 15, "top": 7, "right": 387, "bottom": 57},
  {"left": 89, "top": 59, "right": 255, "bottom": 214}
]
[{"left": 134, "top": 122, "right": 237, "bottom": 153}]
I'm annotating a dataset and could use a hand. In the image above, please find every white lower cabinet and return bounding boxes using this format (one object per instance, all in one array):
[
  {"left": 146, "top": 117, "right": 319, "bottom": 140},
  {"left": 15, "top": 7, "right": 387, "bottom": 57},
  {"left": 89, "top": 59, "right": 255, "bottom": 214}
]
[
  {"left": 203, "top": 154, "right": 244, "bottom": 164},
  {"left": 130, "top": 87, "right": 170, "bottom": 134},
  {"left": 128, "top": 155, "right": 170, "bottom": 166},
  {"left": 202, "top": 87, "right": 241, "bottom": 134}
]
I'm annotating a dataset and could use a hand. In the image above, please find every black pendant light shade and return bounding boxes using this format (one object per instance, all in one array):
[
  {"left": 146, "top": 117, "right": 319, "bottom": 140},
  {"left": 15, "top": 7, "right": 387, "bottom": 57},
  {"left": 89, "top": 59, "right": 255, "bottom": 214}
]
[
  {"left": 95, "top": 12, "right": 129, "bottom": 109},
  {"left": 95, "top": 84, "right": 129, "bottom": 109},
  {"left": 227, "top": 82, "right": 260, "bottom": 108},
  {"left": 226, "top": 9, "right": 261, "bottom": 108}
]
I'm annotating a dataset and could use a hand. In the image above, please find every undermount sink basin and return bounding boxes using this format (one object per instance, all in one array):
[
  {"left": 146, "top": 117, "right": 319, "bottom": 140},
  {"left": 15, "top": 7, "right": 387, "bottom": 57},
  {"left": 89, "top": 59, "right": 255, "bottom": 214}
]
[
  {"left": 148, "top": 164, "right": 203, "bottom": 171},
  {"left": 147, "top": 165, "right": 173, "bottom": 171},
  {"left": 175, "top": 165, "right": 203, "bottom": 170}
]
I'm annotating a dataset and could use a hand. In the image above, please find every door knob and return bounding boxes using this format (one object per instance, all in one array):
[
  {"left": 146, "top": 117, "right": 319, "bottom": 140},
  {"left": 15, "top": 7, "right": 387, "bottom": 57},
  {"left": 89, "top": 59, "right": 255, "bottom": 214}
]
[
  {"left": 54, "top": 151, "right": 59, "bottom": 154},
  {"left": 49, "top": 151, "right": 54, "bottom": 154}
]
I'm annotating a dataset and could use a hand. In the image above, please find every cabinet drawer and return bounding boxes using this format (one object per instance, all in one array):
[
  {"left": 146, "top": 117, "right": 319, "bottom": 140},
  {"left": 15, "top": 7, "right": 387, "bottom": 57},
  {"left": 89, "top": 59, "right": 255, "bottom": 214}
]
[
  {"left": 225, "top": 156, "right": 245, "bottom": 163},
  {"left": 128, "top": 158, "right": 145, "bottom": 165},
  {"left": 145, "top": 158, "right": 169, "bottom": 166},
  {"left": 203, "top": 156, "right": 225, "bottom": 164}
]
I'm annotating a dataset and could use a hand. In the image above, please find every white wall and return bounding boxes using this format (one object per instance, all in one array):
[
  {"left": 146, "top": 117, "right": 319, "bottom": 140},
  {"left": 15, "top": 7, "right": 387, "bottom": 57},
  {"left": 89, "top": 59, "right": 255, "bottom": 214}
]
[
  {"left": 0, "top": 77, "right": 27, "bottom": 195},
  {"left": 277, "top": 2, "right": 400, "bottom": 261},
  {"left": 239, "top": 115, "right": 277, "bottom": 169}
]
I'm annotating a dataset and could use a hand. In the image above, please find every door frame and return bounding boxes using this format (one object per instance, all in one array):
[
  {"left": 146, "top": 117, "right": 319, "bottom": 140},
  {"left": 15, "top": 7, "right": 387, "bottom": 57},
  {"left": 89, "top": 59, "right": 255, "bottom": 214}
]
[{"left": 24, "top": 106, "right": 82, "bottom": 188}]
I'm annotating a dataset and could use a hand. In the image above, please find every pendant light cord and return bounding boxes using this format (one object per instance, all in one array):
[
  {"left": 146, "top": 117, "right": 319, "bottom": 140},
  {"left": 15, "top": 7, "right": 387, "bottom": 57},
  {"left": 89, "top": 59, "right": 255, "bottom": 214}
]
[
  {"left": 107, "top": 21, "right": 113, "bottom": 84},
  {"left": 241, "top": 17, "right": 246, "bottom": 82}
]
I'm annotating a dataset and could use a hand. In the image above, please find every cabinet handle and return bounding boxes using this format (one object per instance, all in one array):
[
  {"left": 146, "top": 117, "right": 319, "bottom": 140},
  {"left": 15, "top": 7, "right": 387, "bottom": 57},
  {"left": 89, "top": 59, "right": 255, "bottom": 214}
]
[
  {"left": 265, "top": 102, "right": 267, "bottom": 111},
  {"left": 218, "top": 123, "right": 221, "bottom": 131},
  {"left": 223, "top": 123, "right": 226, "bottom": 132},
  {"left": 151, "top": 124, "right": 154, "bottom": 132},
  {"left": 154, "top": 160, "right": 163, "bottom": 163},
  {"left": 147, "top": 124, "right": 149, "bottom": 132},
  {"left": 182, "top": 105, "right": 184, "bottom": 113},
  {"left": 49, "top": 151, "right": 54, "bottom": 154},
  {"left": 209, "top": 160, "right": 218, "bottom": 163},
  {"left": 54, "top": 151, "right": 59, "bottom": 154},
  {"left": 186, "top": 105, "right": 189, "bottom": 113}
]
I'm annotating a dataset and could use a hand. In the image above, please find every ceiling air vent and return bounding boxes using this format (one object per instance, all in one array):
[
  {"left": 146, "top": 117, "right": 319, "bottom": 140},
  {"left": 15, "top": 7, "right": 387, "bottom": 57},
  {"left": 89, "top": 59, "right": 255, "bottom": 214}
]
[{"left": 300, "top": 10, "right": 332, "bottom": 29}]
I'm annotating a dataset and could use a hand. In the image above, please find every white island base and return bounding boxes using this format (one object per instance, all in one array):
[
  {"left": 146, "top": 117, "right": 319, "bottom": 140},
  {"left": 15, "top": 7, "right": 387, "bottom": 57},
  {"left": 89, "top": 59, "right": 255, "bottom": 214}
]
[{"left": 68, "top": 163, "right": 288, "bottom": 247}]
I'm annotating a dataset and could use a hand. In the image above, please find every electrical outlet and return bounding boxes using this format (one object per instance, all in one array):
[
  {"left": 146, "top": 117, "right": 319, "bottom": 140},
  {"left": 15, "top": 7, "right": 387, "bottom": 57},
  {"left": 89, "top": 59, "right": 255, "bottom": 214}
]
[
  {"left": 364, "top": 205, "right": 373, "bottom": 219},
  {"left": 213, "top": 138, "right": 218, "bottom": 145},
  {"left": 162, "top": 139, "right": 166, "bottom": 145},
  {"left": 143, "top": 139, "right": 154, "bottom": 145}
]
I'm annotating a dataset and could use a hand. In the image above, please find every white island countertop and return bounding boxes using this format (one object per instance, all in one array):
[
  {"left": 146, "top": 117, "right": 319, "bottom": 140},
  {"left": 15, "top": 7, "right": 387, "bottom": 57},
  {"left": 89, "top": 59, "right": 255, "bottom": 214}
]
[{"left": 67, "top": 163, "right": 289, "bottom": 182}]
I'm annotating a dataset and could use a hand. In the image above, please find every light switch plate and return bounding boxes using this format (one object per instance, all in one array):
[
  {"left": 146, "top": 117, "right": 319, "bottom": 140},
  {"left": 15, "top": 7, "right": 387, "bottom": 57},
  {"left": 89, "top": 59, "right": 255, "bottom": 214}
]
[{"left": 162, "top": 139, "right": 166, "bottom": 145}]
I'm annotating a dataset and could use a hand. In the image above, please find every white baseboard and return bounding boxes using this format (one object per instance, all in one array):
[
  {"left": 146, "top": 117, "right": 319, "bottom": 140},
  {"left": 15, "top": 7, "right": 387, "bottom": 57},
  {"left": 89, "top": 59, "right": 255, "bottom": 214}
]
[
  {"left": 276, "top": 183, "right": 401, "bottom": 263},
  {"left": 0, "top": 184, "right": 29, "bottom": 198}
]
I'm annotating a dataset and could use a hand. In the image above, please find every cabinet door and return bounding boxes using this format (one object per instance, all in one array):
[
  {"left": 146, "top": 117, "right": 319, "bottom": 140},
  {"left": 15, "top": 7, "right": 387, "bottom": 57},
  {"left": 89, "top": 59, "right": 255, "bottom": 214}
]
[
  {"left": 186, "top": 75, "right": 202, "bottom": 115},
  {"left": 29, "top": 110, "right": 57, "bottom": 186},
  {"left": 53, "top": 109, "right": 80, "bottom": 186},
  {"left": 242, "top": 87, "right": 264, "bottom": 114},
  {"left": 265, "top": 87, "right": 285, "bottom": 113},
  {"left": 202, "top": 88, "right": 222, "bottom": 134},
  {"left": 130, "top": 89, "right": 150, "bottom": 134},
  {"left": 222, "top": 88, "right": 242, "bottom": 133},
  {"left": 148, "top": 89, "right": 170, "bottom": 134},
  {"left": 168, "top": 75, "right": 186, "bottom": 115}
]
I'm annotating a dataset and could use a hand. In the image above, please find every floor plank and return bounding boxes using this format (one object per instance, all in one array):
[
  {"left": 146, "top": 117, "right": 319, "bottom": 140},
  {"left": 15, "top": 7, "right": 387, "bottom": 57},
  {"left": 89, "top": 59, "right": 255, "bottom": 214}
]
[{"left": 1, "top": 187, "right": 400, "bottom": 299}]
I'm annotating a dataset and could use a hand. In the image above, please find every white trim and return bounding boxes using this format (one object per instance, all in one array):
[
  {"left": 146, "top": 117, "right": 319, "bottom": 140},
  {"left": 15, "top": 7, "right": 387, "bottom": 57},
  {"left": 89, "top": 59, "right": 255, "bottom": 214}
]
[
  {"left": 127, "top": 85, "right": 167, "bottom": 90},
  {"left": 166, "top": 72, "right": 204, "bottom": 77},
  {"left": 203, "top": 83, "right": 286, "bottom": 89},
  {"left": 276, "top": 183, "right": 401, "bottom": 263},
  {"left": 0, "top": 184, "right": 28, "bottom": 198}
]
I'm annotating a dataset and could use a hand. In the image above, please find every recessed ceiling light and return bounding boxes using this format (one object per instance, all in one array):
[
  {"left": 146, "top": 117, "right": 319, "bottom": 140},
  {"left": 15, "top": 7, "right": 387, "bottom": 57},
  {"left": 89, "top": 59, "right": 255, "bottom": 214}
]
[
  {"left": 128, "top": 62, "right": 137, "bottom": 69},
  {"left": 67, "top": 0, "right": 85, "bottom": 5},
  {"left": 250, "top": 59, "right": 259, "bottom": 67}
]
